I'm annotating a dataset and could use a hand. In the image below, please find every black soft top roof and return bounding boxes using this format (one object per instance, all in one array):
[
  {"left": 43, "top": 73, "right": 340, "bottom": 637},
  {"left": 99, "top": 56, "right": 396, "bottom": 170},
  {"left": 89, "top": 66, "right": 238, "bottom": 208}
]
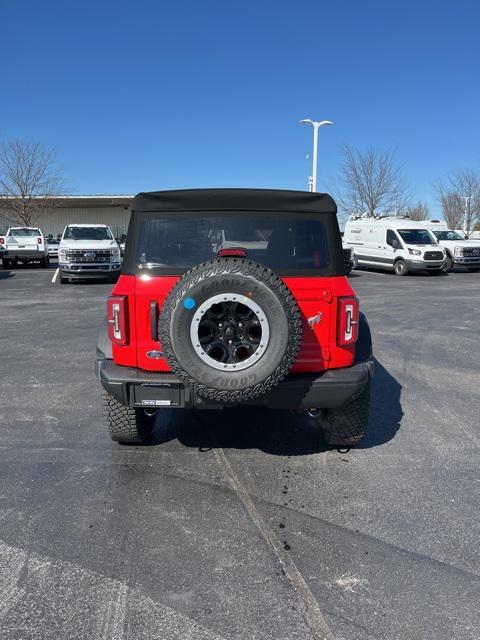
[
  {"left": 131, "top": 188, "right": 337, "bottom": 215},
  {"left": 123, "top": 188, "right": 344, "bottom": 276}
]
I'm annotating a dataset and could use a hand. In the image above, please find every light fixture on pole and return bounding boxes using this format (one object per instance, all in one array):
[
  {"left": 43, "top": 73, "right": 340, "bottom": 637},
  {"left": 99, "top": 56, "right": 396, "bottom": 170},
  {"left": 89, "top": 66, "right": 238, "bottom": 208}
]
[{"left": 299, "top": 118, "right": 333, "bottom": 192}]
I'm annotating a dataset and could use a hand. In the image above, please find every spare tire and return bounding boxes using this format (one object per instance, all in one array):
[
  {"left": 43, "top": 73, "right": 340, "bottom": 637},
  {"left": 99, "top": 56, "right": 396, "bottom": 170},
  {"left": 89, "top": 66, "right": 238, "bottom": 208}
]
[{"left": 158, "top": 258, "right": 302, "bottom": 403}]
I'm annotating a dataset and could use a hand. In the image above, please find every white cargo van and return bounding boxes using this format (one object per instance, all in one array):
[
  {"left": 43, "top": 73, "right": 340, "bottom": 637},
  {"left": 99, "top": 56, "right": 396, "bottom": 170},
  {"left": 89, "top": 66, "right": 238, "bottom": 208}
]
[
  {"left": 420, "top": 221, "right": 480, "bottom": 272},
  {"left": 344, "top": 217, "right": 446, "bottom": 275}
]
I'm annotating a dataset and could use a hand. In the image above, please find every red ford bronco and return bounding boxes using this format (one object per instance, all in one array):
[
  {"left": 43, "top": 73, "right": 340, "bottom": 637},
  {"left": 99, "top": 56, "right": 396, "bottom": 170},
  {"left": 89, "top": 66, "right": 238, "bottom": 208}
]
[{"left": 95, "top": 189, "right": 373, "bottom": 447}]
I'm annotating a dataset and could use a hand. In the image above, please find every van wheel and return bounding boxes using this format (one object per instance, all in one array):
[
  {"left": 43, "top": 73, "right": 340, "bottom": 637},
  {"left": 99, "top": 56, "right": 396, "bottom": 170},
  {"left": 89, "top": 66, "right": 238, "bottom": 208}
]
[
  {"left": 442, "top": 256, "right": 453, "bottom": 272},
  {"left": 102, "top": 391, "right": 155, "bottom": 444},
  {"left": 352, "top": 254, "right": 359, "bottom": 270},
  {"left": 322, "top": 383, "right": 370, "bottom": 447},
  {"left": 394, "top": 259, "right": 408, "bottom": 276},
  {"left": 40, "top": 257, "right": 48, "bottom": 268},
  {"left": 2, "top": 259, "right": 10, "bottom": 269}
]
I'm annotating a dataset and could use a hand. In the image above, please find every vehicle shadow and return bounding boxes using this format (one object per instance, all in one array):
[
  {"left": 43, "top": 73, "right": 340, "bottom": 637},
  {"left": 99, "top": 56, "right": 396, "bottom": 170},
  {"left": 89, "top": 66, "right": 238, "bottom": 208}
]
[
  {"left": 357, "top": 358, "right": 403, "bottom": 448},
  {"left": 383, "top": 270, "right": 449, "bottom": 278},
  {"left": 0, "top": 263, "right": 57, "bottom": 271},
  {"left": 0, "top": 269, "right": 15, "bottom": 280},
  {"left": 353, "top": 268, "right": 449, "bottom": 278},
  {"left": 149, "top": 358, "right": 402, "bottom": 454}
]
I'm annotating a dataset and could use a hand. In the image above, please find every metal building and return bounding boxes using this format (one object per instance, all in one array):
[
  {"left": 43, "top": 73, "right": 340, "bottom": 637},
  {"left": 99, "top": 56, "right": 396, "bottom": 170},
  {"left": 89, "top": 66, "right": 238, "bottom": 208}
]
[{"left": 0, "top": 195, "right": 134, "bottom": 239}]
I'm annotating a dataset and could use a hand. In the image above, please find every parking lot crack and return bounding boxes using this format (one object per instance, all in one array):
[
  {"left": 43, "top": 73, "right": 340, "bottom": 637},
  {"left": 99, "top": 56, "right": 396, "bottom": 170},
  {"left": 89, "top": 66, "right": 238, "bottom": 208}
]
[{"left": 198, "top": 419, "right": 333, "bottom": 640}]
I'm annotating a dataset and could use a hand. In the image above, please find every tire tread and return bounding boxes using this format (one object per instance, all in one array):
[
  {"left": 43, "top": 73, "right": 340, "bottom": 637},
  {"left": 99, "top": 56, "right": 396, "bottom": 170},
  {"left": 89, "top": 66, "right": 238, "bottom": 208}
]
[
  {"left": 102, "top": 391, "right": 152, "bottom": 443},
  {"left": 158, "top": 258, "right": 302, "bottom": 403}
]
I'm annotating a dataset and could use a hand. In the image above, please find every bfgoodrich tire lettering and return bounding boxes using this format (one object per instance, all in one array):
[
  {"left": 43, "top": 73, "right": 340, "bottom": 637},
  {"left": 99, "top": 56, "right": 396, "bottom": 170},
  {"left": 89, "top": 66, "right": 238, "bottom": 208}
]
[{"left": 158, "top": 258, "right": 302, "bottom": 402}]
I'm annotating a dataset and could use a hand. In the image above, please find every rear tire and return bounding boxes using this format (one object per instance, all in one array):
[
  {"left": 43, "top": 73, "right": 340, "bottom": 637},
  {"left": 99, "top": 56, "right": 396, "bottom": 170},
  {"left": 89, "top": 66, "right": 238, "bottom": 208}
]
[
  {"left": 102, "top": 391, "right": 155, "bottom": 444},
  {"left": 394, "top": 259, "right": 408, "bottom": 276},
  {"left": 2, "top": 259, "right": 10, "bottom": 269},
  {"left": 322, "top": 383, "right": 370, "bottom": 447},
  {"left": 40, "top": 257, "right": 48, "bottom": 268},
  {"left": 59, "top": 275, "right": 68, "bottom": 284}
]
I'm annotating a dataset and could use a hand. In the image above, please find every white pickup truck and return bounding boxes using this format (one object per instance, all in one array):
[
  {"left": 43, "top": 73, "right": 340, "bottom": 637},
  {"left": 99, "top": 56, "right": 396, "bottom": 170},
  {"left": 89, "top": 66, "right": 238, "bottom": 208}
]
[
  {"left": 420, "top": 222, "right": 480, "bottom": 272},
  {"left": 0, "top": 227, "right": 49, "bottom": 268},
  {"left": 58, "top": 223, "right": 121, "bottom": 283}
]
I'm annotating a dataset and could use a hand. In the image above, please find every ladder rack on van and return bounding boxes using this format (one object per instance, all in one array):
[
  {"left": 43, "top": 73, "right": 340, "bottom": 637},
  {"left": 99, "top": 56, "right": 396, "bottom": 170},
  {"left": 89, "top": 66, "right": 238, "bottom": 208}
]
[{"left": 349, "top": 213, "right": 412, "bottom": 221}]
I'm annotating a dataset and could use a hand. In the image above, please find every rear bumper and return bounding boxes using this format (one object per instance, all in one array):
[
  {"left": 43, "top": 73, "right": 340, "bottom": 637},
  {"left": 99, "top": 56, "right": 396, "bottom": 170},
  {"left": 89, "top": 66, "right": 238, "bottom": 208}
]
[
  {"left": 95, "top": 357, "right": 373, "bottom": 410},
  {"left": 3, "top": 249, "right": 44, "bottom": 260}
]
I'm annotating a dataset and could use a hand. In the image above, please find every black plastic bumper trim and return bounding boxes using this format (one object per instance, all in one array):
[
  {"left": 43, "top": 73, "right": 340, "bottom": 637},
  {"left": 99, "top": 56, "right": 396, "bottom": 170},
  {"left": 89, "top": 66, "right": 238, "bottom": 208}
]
[
  {"left": 3, "top": 250, "right": 43, "bottom": 259},
  {"left": 404, "top": 259, "right": 443, "bottom": 271},
  {"left": 96, "top": 359, "right": 373, "bottom": 410}
]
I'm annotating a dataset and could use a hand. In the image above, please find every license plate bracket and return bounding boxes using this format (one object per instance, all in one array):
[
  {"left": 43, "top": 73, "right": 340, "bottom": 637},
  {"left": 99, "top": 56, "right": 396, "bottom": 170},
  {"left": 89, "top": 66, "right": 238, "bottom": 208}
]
[{"left": 133, "top": 383, "right": 181, "bottom": 407}]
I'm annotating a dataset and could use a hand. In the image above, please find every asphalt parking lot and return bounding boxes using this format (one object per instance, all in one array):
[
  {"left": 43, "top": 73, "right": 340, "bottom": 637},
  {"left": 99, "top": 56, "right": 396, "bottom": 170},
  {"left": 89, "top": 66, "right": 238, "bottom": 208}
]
[{"left": 1, "top": 264, "right": 479, "bottom": 640}]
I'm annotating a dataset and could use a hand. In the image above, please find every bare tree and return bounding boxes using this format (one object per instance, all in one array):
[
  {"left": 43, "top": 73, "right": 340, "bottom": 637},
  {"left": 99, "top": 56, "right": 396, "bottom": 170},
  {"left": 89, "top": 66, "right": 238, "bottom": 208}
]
[
  {"left": 435, "top": 192, "right": 464, "bottom": 230},
  {"left": 0, "top": 139, "right": 67, "bottom": 227},
  {"left": 406, "top": 200, "right": 430, "bottom": 221},
  {"left": 336, "top": 145, "right": 410, "bottom": 218},
  {"left": 435, "top": 168, "right": 480, "bottom": 235}
]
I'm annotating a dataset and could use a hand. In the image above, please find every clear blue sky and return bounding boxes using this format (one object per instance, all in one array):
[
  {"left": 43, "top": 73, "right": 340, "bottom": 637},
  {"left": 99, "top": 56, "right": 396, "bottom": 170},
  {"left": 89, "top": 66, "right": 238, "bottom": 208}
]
[{"left": 1, "top": 0, "right": 479, "bottom": 215}]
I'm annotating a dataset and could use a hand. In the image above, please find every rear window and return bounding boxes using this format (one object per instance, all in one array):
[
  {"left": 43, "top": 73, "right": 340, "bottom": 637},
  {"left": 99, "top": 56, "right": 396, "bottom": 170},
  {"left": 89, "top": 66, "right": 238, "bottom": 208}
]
[
  {"left": 135, "top": 214, "right": 331, "bottom": 273},
  {"left": 9, "top": 228, "right": 40, "bottom": 237}
]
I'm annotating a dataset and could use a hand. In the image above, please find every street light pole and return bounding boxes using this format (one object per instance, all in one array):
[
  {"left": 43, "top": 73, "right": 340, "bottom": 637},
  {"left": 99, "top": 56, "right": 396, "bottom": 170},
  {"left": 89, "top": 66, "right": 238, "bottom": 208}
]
[
  {"left": 461, "top": 195, "right": 471, "bottom": 235},
  {"left": 299, "top": 118, "right": 333, "bottom": 191}
]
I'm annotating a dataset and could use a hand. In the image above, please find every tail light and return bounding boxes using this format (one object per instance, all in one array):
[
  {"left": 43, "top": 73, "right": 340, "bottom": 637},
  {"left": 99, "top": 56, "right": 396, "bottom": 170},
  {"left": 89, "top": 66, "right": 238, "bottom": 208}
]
[
  {"left": 107, "top": 296, "right": 129, "bottom": 345},
  {"left": 0, "top": 238, "right": 4, "bottom": 245},
  {"left": 37, "top": 237, "right": 42, "bottom": 244},
  {"left": 337, "top": 297, "right": 359, "bottom": 346}
]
